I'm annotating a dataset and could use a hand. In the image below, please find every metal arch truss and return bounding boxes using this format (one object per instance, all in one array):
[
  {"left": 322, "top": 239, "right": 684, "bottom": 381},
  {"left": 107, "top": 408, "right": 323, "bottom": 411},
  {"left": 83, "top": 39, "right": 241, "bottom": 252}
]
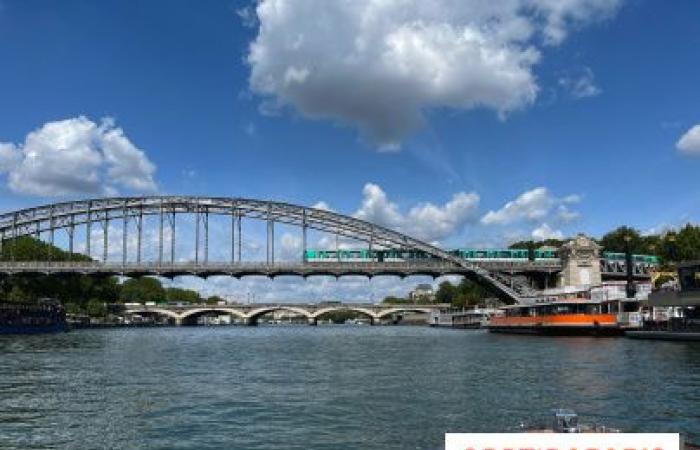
[{"left": 0, "top": 195, "right": 525, "bottom": 301}]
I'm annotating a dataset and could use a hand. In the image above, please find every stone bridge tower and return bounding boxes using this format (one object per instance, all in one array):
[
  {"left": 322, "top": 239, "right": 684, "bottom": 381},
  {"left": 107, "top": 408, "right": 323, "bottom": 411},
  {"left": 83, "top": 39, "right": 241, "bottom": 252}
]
[{"left": 558, "top": 233, "right": 602, "bottom": 288}]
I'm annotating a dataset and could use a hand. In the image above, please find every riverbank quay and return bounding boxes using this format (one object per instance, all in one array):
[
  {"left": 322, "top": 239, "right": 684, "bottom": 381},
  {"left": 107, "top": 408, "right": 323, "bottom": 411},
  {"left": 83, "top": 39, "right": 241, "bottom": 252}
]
[{"left": 623, "top": 261, "right": 700, "bottom": 341}]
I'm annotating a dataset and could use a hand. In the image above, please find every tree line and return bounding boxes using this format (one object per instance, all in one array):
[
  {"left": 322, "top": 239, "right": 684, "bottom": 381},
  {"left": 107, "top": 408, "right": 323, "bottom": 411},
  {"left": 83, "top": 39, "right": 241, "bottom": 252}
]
[
  {"left": 510, "top": 224, "right": 700, "bottom": 267},
  {"left": 0, "top": 236, "right": 222, "bottom": 315}
]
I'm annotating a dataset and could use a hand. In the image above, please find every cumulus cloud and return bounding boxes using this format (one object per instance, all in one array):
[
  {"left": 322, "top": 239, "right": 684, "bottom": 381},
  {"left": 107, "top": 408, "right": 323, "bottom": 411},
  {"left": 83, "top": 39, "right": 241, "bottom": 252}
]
[
  {"left": 0, "top": 116, "right": 157, "bottom": 196},
  {"left": 559, "top": 66, "right": 601, "bottom": 99},
  {"left": 0, "top": 143, "right": 20, "bottom": 173},
  {"left": 246, "top": 0, "right": 621, "bottom": 148},
  {"left": 480, "top": 187, "right": 580, "bottom": 226},
  {"left": 311, "top": 201, "right": 333, "bottom": 212},
  {"left": 279, "top": 232, "right": 302, "bottom": 261},
  {"left": 353, "top": 183, "right": 480, "bottom": 243},
  {"left": 531, "top": 223, "right": 564, "bottom": 240},
  {"left": 676, "top": 124, "right": 700, "bottom": 156}
]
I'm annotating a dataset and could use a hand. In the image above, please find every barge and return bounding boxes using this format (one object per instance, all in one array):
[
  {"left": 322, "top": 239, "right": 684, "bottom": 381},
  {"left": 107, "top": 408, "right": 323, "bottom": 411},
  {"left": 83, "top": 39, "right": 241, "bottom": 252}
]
[
  {"left": 0, "top": 300, "right": 67, "bottom": 334},
  {"left": 487, "top": 297, "right": 641, "bottom": 336}
]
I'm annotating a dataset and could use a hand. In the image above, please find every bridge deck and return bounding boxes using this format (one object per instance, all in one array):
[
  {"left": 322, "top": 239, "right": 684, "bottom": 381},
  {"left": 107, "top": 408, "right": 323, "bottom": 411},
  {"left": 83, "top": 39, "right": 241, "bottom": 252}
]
[{"left": 0, "top": 260, "right": 564, "bottom": 278}]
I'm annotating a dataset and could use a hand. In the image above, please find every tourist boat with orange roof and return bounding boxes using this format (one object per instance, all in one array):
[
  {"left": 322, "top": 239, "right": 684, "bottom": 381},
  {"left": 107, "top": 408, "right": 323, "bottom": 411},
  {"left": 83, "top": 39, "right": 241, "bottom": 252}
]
[{"left": 487, "top": 293, "right": 642, "bottom": 336}]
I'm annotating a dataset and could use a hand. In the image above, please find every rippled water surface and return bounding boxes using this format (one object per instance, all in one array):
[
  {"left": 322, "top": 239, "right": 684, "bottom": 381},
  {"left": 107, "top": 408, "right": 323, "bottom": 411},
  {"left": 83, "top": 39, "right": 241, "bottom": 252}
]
[{"left": 1, "top": 326, "right": 699, "bottom": 449}]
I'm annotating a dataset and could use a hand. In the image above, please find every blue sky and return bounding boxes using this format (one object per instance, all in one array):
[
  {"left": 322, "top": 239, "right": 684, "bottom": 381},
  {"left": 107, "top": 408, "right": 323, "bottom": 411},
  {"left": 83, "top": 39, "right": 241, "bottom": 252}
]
[{"left": 1, "top": 1, "right": 699, "bottom": 300}]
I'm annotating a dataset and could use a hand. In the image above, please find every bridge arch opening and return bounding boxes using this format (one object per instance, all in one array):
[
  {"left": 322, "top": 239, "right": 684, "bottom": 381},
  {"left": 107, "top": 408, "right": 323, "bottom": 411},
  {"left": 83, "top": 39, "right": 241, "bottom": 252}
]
[
  {"left": 245, "top": 306, "right": 313, "bottom": 326},
  {"left": 179, "top": 308, "right": 247, "bottom": 326},
  {"left": 375, "top": 307, "right": 432, "bottom": 325},
  {"left": 125, "top": 308, "right": 179, "bottom": 326},
  {"left": 313, "top": 307, "right": 377, "bottom": 325}
]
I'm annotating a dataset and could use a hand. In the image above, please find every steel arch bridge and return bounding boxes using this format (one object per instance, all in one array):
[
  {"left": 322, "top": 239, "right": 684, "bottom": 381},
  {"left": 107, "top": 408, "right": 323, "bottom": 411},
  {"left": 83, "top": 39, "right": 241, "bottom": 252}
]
[{"left": 0, "top": 196, "right": 541, "bottom": 301}]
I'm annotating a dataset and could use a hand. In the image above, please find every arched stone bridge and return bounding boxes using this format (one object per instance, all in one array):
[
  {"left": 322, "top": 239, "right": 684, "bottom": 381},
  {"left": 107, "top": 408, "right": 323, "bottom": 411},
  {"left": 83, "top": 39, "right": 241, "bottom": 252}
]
[{"left": 125, "top": 303, "right": 443, "bottom": 326}]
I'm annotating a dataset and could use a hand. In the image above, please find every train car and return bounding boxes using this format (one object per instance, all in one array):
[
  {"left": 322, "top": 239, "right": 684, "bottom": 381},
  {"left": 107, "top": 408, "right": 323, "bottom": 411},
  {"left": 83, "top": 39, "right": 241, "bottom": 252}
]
[
  {"left": 602, "top": 252, "right": 660, "bottom": 266},
  {"left": 451, "top": 248, "right": 531, "bottom": 261},
  {"left": 534, "top": 249, "right": 559, "bottom": 260}
]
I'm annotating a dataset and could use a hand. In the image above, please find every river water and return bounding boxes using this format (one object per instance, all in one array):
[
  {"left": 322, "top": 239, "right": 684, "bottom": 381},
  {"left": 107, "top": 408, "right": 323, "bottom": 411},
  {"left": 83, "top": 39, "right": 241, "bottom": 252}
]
[{"left": 1, "top": 326, "right": 699, "bottom": 449}]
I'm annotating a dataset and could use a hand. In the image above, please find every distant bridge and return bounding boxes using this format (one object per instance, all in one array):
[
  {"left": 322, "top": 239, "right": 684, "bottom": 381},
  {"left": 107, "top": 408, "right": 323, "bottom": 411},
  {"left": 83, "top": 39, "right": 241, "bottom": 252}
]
[
  {"left": 0, "top": 196, "right": 656, "bottom": 303},
  {"left": 123, "top": 302, "right": 444, "bottom": 326}
]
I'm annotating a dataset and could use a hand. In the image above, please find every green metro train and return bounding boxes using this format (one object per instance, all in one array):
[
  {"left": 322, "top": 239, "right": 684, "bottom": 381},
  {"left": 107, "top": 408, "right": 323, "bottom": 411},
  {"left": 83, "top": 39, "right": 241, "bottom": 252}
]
[{"left": 303, "top": 248, "right": 659, "bottom": 265}]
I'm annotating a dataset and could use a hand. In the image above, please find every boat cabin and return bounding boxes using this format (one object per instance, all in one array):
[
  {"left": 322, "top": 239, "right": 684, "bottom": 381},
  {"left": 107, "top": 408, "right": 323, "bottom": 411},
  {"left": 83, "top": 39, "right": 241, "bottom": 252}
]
[{"left": 552, "top": 409, "right": 580, "bottom": 433}]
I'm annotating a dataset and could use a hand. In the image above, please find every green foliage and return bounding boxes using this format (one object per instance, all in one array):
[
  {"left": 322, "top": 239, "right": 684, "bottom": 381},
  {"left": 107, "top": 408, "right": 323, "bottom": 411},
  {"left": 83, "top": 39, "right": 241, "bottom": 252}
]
[
  {"left": 381, "top": 296, "right": 411, "bottom": 304},
  {"left": 119, "top": 277, "right": 166, "bottom": 304},
  {"left": 436, "top": 281, "right": 457, "bottom": 304},
  {"left": 206, "top": 295, "right": 224, "bottom": 305},
  {"left": 6, "top": 285, "right": 28, "bottom": 303},
  {"left": 1, "top": 236, "right": 91, "bottom": 262},
  {"left": 436, "top": 279, "right": 488, "bottom": 308},
  {"left": 86, "top": 299, "right": 107, "bottom": 317},
  {"left": 598, "top": 226, "right": 651, "bottom": 254},
  {"left": 381, "top": 295, "right": 435, "bottom": 305},
  {"left": 64, "top": 302, "right": 83, "bottom": 315},
  {"left": 508, "top": 238, "right": 564, "bottom": 251},
  {"left": 165, "top": 287, "right": 201, "bottom": 303},
  {"left": 662, "top": 225, "right": 700, "bottom": 262}
]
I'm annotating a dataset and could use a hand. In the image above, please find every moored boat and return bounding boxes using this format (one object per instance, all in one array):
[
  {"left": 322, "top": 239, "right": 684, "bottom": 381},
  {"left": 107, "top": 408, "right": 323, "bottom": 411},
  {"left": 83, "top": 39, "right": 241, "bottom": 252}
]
[
  {"left": 487, "top": 298, "right": 633, "bottom": 336},
  {"left": 520, "top": 409, "right": 621, "bottom": 432},
  {"left": 0, "top": 299, "right": 68, "bottom": 334},
  {"left": 519, "top": 409, "right": 699, "bottom": 450}
]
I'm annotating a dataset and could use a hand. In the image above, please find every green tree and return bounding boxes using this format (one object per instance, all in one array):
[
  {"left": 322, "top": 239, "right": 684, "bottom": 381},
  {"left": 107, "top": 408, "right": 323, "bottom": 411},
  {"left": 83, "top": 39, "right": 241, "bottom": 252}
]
[
  {"left": 435, "top": 281, "right": 456, "bottom": 304},
  {"left": 165, "top": 287, "right": 201, "bottom": 303},
  {"left": 206, "top": 295, "right": 224, "bottom": 305},
  {"left": 598, "top": 226, "right": 645, "bottom": 254},
  {"left": 434, "top": 279, "right": 488, "bottom": 308},
  {"left": 508, "top": 238, "right": 565, "bottom": 251},
  {"left": 382, "top": 296, "right": 410, "bottom": 304},
  {"left": 7, "top": 285, "right": 28, "bottom": 303},
  {"left": 86, "top": 298, "right": 107, "bottom": 317},
  {"left": 119, "top": 277, "right": 165, "bottom": 304}
]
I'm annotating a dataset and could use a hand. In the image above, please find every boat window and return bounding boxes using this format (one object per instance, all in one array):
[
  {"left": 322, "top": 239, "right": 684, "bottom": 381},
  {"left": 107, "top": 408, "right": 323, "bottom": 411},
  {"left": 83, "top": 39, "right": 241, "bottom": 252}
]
[{"left": 554, "top": 305, "right": 573, "bottom": 314}]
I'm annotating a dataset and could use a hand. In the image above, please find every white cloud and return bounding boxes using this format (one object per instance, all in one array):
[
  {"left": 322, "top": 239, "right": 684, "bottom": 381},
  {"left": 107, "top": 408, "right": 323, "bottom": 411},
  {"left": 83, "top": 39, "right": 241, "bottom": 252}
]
[
  {"left": 354, "top": 183, "right": 404, "bottom": 229},
  {"left": 558, "top": 66, "right": 601, "bottom": 99},
  {"left": 0, "top": 116, "right": 157, "bottom": 196},
  {"left": 311, "top": 201, "right": 333, "bottom": 211},
  {"left": 531, "top": 223, "right": 563, "bottom": 240},
  {"left": 0, "top": 142, "right": 20, "bottom": 173},
  {"left": 479, "top": 187, "right": 582, "bottom": 244},
  {"left": 246, "top": 0, "right": 621, "bottom": 148},
  {"left": 556, "top": 204, "right": 580, "bottom": 222},
  {"left": 676, "top": 124, "right": 700, "bottom": 156},
  {"left": 482, "top": 187, "right": 550, "bottom": 225},
  {"left": 279, "top": 232, "right": 302, "bottom": 261},
  {"left": 353, "top": 183, "right": 479, "bottom": 243}
]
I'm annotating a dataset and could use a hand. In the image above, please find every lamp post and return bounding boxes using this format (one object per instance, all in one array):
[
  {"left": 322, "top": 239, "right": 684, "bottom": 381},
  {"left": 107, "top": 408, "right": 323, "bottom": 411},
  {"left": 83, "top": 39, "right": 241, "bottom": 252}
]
[{"left": 624, "top": 234, "right": 636, "bottom": 299}]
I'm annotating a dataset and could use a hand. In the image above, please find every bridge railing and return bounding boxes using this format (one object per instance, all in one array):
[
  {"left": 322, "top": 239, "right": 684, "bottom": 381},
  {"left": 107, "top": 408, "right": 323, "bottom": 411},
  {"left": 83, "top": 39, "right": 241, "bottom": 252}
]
[
  {"left": 0, "top": 259, "right": 561, "bottom": 268},
  {"left": 0, "top": 260, "right": 558, "bottom": 270}
]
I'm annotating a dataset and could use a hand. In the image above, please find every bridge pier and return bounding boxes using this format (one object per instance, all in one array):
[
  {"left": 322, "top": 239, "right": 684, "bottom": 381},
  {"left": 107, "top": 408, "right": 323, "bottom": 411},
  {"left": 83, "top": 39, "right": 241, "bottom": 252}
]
[{"left": 307, "top": 317, "right": 317, "bottom": 326}]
